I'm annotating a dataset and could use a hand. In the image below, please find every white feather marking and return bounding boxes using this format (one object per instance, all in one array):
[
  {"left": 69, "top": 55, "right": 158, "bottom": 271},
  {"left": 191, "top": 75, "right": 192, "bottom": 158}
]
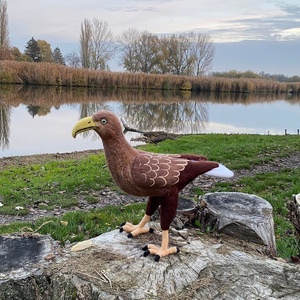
[{"left": 204, "top": 164, "right": 234, "bottom": 178}]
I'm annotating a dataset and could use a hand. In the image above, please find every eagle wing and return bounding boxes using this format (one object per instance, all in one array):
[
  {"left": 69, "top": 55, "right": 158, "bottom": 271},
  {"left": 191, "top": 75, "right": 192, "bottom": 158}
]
[{"left": 131, "top": 152, "right": 188, "bottom": 189}]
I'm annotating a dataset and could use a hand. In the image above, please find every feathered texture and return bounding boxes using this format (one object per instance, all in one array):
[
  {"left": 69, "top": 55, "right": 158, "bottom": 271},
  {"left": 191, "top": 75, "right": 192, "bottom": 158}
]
[{"left": 72, "top": 110, "right": 234, "bottom": 261}]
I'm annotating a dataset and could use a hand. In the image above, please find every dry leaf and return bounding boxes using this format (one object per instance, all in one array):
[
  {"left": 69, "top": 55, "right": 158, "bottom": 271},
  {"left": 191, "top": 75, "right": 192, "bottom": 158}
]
[{"left": 71, "top": 240, "right": 94, "bottom": 252}]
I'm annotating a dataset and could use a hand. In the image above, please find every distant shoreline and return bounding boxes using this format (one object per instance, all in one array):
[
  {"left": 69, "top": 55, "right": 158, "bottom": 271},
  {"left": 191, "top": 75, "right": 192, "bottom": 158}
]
[{"left": 1, "top": 60, "right": 300, "bottom": 94}]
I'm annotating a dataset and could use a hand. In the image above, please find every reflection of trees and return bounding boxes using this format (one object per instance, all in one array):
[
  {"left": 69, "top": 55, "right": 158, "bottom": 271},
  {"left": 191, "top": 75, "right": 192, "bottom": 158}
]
[
  {"left": 122, "top": 101, "right": 208, "bottom": 134},
  {"left": 27, "top": 105, "right": 41, "bottom": 117},
  {"left": 2, "top": 84, "right": 299, "bottom": 108},
  {"left": 26, "top": 105, "right": 51, "bottom": 117},
  {"left": 79, "top": 103, "right": 109, "bottom": 119},
  {"left": 0, "top": 105, "right": 11, "bottom": 149}
]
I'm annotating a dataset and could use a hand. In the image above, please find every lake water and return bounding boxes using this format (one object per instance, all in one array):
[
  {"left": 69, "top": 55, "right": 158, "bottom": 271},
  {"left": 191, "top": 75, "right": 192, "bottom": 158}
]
[{"left": 0, "top": 86, "right": 299, "bottom": 157}]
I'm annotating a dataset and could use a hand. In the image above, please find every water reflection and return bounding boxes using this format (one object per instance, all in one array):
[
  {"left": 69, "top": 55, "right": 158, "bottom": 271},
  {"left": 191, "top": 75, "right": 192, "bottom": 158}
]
[
  {"left": 0, "top": 105, "right": 11, "bottom": 149},
  {"left": 122, "top": 102, "right": 207, "bottom": 133},
  {"left": 0, "top": 84, "right": 299, "bottom": 157}
]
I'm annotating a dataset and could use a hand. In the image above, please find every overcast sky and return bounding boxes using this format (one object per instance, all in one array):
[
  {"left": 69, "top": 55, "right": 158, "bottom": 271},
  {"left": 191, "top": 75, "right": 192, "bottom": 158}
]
[{"left": 7, "top": 0, "right": 300, "bottom": 76}]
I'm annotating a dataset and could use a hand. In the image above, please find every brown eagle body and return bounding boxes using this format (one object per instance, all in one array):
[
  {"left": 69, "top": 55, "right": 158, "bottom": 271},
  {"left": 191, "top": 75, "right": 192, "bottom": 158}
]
[{"left": 72, "top": 110, "right": 233, "bottom": 261}]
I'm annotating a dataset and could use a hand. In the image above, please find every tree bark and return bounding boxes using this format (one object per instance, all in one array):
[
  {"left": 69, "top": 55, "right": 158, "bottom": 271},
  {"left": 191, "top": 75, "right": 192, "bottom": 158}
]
[
  {"left": 288, "top": 193, "right": 300, "bottom": 236},
  {"left": 2, "top": 193, "right": 298, "bottom": 299},
  {"left": 1, "top": 224, "right": 300, "bottom": 299}
]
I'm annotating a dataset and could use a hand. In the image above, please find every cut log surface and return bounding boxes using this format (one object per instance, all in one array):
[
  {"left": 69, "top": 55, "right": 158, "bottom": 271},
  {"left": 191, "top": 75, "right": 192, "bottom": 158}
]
[
  {"left": 201, "top": 192, "right": 277, "bottom": 256},
  {"left": 1, "top": 226, "right": 300, "bottom": 299}
]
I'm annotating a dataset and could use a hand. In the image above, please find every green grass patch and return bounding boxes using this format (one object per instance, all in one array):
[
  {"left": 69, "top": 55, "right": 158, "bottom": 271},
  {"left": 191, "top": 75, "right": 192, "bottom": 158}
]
[
  {"left": 0, "top": 134, "right": 299, "bottom": 259},
  {"left": 0, "top": 154, "right": 111, "bottom": 214},
  {"left": 0, "top": 203, "right": 146, "bottom": 245}
]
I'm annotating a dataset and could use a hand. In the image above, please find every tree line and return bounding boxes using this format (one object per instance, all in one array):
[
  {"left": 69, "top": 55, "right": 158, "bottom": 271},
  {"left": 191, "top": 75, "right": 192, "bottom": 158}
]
[
  {"left": 69, "top": 19, "right": 215, "bottom": 77},
  {"left": 0, "top": 1, "right": 214, "bottom": 76},
  {"left": 212, "top": 70, "right": 300, "bottom": 83},
  {"left": 1, "top": 1, "right": 299, "bottom": 82}
]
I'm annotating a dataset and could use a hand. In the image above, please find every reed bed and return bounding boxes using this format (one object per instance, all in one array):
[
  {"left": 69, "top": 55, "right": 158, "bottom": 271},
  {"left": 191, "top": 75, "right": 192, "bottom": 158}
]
[{"left": 1, "top": 60, "right": 300, "bottom": 95}]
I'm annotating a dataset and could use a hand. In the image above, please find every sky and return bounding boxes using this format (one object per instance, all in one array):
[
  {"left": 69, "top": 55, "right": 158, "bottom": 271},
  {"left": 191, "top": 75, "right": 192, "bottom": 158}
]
[{"left": 7, "top": 0, "right": 300, "bottom": 76}]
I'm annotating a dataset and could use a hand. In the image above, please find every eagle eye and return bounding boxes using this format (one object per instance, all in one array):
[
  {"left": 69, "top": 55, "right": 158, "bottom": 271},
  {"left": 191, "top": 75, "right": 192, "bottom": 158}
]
[{"left": 101, "top": 118, "right": 107, "bottom": 125}]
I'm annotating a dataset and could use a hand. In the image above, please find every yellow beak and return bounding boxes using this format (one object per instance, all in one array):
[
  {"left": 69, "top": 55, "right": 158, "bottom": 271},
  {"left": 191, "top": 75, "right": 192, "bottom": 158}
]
[{"left": 72, "top": 116, "right": 97, "bottom": 138}]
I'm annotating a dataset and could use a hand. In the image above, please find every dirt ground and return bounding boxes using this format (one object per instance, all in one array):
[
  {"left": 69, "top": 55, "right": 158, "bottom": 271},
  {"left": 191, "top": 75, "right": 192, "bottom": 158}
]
[{"left": 0, "top": 150, "right": 299, "bottom": 225}]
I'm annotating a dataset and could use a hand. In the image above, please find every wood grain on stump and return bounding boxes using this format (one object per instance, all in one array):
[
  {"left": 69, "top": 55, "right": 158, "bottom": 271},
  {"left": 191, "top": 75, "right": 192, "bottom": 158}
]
[{"left": 200, "top": 192, "right": 277, "bottom": 256}]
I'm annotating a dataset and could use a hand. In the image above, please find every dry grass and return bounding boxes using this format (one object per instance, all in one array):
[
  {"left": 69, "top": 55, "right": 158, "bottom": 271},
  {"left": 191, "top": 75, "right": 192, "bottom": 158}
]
[{"left": 1, "top": 60, "right": 300, "bottom": 94}]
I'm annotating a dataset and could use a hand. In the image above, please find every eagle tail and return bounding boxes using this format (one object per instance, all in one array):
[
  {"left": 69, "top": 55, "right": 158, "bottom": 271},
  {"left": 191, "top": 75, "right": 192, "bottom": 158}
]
[{"left": 204, "top": 164, "right": 234, "bottom": 178}]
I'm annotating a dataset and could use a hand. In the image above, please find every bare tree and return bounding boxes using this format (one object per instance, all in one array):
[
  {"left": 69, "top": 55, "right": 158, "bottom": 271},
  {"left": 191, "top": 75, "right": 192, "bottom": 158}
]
[
  {"left": 79, "top": 18, "right": 92, "bottom": 68},
  {"left": 0, "top": 0, "right": 9, "bottom": 47},
  {"left": 79, "top": 18, "right": 115, "bottom": 70},
  {"left": 90, "top": 19, "right": 115, "bottom": 70},
  {"left": 136, "top": 32, "right": 159, "bottom": 73},
  {"left": 154, "top": 36, "right": 172, "bottom": 74},
  {"left": 65, "top": 51, "right": 81, "bottom": 68},
  {"left": 191, "top": 33, "right": 215, "bottom": 76},
  {"left": 155, "top": 33, "right": 214, "bottom": 76},
  {"left": 118, "top": 29, "right": 159, "bottom": 73},
  {"left": 167, "top": 34, "right": 195, "bottom": 76},
  {"left": 117, "top": 28, "right": 141, "bottom": 72},
  {"left": 0, "top": 0, "right": 10, "bottom": 60}
]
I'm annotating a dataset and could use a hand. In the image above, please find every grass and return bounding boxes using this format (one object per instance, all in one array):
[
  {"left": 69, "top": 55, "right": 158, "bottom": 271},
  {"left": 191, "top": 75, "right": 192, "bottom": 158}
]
[
  {"left": 0, "top": 154, "right": 111, "bottom": 214},
  {"left": 0, "top": 134, "right": 299, "bottom": 258},
  {"left": 0, "top": 203, "right": 146, "bottom": 245}
]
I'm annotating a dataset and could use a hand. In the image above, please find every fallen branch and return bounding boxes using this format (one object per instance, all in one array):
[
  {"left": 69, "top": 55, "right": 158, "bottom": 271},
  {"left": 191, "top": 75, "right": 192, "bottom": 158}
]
[
  {"left": 120, "top": 116, "right": 179, "bottom": 144},
  {"left": 75, "top": 270, "right": 112, "bottom": 289}
]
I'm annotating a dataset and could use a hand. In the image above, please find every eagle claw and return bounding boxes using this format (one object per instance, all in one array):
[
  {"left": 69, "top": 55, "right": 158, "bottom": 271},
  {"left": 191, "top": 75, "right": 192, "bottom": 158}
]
[
  {"left": 119, "top": 222, "right": 126, "bottom": 233},
  {"left": 143, "top": 250, "right": 150, "bottom": 257},
  {"left": 154, "top": 255, "right": 160, "bottom": 262},
  {"left": 127, "top": 233, "right": 133, "bottom": 238},
  {"left": 142, "top": 245, "right": 148, "bottom": 251},
  {"left": 149, "top": 228, "right": 154, "bottom": 233}
]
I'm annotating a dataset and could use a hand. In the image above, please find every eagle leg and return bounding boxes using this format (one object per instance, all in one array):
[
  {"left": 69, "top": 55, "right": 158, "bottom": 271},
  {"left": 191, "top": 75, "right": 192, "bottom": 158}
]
[
  {"left": 143, "top": 230, "right": 179, "bottom": 262},
  {"left": 142, "top": 192, "right": 179, "bottom": 261},
  {"left": 119, "top": 214, "right": 154, "bottom": 238}
]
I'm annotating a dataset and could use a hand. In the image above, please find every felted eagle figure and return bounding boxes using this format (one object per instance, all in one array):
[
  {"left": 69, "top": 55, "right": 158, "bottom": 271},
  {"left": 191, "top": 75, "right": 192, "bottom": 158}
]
[{"left": 72, "top": 110, "right": 233, "bottom": 261}]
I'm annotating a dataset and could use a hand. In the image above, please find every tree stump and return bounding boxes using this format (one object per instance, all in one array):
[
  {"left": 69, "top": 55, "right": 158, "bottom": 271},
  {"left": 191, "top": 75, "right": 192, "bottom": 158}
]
[
  {"left": 199, "top": 192, "right": 277, "bottom": 256},
  {"left": 172, "top": 196, "right": 197, "bottom": 229},
  {"left": 151, "top": 196, "right": 197, "bottom": 229},
  {"left": 288, "top": 193, "right": 300, "bottom": 236}
]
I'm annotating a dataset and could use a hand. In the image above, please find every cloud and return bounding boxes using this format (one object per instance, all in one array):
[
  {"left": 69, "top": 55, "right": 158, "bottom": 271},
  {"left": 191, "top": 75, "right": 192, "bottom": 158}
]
[
  {"left": 108, "top": 6, "right": 159, "bottom": 13},
  {"left": 190, "top": 3, "right": 300, "bottom": 42},
  {"left": 7, "top": 0, "right": 300, "bottom": 57}
]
